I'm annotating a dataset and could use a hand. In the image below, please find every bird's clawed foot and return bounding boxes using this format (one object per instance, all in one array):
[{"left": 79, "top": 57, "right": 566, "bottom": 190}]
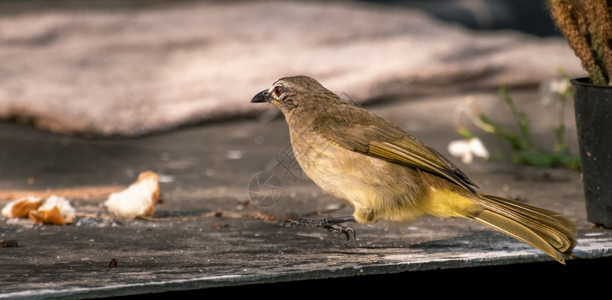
[{"left": 283, "top": 216, "right": 356, "bottom": 240}]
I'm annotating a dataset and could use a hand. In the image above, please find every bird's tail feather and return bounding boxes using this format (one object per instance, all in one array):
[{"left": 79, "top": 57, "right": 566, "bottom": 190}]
[{"left": 471, "top": 193, "right": 576, "bottom": 264}]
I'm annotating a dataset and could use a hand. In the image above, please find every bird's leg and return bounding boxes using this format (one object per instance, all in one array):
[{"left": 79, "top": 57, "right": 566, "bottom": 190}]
[{"left": 283, "top": 216, "right": 357, "bottom": 240}]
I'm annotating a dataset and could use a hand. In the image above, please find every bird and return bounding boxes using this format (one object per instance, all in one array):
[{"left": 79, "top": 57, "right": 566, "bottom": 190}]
[{"left": 250, "top": 75, "right": 576, "bottom": 264}]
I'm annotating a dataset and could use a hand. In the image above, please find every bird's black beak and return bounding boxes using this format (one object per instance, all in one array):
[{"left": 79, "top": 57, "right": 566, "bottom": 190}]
[{"left": 251, "top": 90, "right": 268, "bottom": 103}]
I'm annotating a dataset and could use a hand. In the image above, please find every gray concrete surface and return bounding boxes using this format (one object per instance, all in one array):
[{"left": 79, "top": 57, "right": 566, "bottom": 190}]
[{"left": 1, "top": 89, "right": 612, "bottom": 298}]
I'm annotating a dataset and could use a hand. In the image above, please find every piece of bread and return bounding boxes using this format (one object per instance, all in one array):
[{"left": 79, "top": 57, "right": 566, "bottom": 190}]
[
  {"left": 1, "top": 196, "right": 43, "bottom": 218},
  {"left": 104, "top": 171, "right": 160, "bottom": 218},
  {"left": 28, "top": 195, "right": 76, "bottom": 225}
]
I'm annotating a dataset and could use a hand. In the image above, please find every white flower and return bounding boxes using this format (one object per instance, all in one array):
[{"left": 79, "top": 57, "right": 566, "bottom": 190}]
[
  {"left": 447, "top": 137, "right": 489, "bottom": 164},
  {"left": 540, "top": 78, "right": 571, "bottom": 105},
  {"left": 550, "top": 79, "right": 570, "bottom": 94}
]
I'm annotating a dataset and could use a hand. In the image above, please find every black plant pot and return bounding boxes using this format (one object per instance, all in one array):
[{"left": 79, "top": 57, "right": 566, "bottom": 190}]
[{"left": 572, "top": 77, "right": 612, "bottom": 228}]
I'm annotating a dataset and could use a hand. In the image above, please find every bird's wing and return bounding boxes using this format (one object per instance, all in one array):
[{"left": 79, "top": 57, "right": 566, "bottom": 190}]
[{"left": 311, "top": 108, "right": 478, "bottom": 192}]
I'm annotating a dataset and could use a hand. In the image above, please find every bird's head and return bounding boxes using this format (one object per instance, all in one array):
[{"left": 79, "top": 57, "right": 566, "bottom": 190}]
[{"left": 251, "top": 75, "right": 343, "bottom": 119}]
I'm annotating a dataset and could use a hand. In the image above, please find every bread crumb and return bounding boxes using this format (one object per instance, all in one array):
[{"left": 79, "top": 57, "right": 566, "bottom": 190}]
[
  {"left": 1, "top": 196, "right": 44, "bottom": 218},
  {"left": 104, "top": 171, "right": 160, "bottom": 218},
  {"left": 28, "top": 195, "right": 76, "bottom": 225}
]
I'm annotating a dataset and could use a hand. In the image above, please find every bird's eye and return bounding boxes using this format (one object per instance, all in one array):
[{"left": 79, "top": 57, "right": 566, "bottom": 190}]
[{"left": 274, "top": 86, "right": 282, "bottom": 97}]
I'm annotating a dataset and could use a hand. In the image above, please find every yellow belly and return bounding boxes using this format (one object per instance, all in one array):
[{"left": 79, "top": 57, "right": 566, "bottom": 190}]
[
  {"left": 290, "top": 131, "right": 483, "bottom": 224},
  {"left": 290, "top": 132, "right": 429, "bottom": 223}
]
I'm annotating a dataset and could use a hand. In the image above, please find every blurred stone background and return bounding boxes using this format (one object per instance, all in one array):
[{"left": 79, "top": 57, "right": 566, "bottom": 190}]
[{"left": 0, "top": 0, "right": 583, "bottom": 136}]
